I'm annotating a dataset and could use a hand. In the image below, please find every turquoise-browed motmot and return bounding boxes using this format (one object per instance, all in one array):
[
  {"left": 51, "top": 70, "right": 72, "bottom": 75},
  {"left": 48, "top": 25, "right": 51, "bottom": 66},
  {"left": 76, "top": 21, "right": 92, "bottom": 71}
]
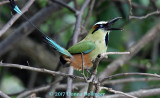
[{"left": 9, "top": 0, "right": 121, "bottom": 70}]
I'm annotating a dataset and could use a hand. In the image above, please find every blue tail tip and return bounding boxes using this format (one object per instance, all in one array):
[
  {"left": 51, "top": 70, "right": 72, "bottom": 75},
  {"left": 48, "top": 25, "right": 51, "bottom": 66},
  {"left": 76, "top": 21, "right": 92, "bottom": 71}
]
[{"left": 14, "top": 5, "right": 22, "bottom": 14}]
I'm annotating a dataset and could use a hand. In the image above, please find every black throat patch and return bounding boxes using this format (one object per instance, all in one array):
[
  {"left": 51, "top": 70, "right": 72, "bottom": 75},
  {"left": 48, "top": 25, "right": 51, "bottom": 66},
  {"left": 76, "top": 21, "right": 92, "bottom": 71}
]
[{"left": 105, "top": 32, "right": 109, "bottom": 46}]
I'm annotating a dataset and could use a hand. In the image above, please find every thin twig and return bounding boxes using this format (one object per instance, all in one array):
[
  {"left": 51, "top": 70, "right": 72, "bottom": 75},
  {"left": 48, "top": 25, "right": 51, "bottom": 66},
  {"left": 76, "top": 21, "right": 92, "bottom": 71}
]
[
  {"left": 66, "top": 68, "right": 74, "bottom": 98},
  {"left": 17, "top": 85, "right": 50, "bottom": 98},
  {"left": 0, "top": 0, "right": 35, "bottom": 37},
  {"left": 81, "top": 52, "right": 85, "bottom": 75},
  {"left": 100, "top": 72, "right": 160, "bottom": 83},
  {"left": 128, "top": 0, "right": 132, "bottom": 16},
  {"left": 103, "top": 77, "right": 160, "bottom": 85},
  {"left": 103, "top": 88, "right": 160, "bottom": 98},
  {"left": 100, "top": 52, "right": 130, "bottom": 58},
  {"left": 86, "top": 56, "right": 102, "bottom": 97},
  {"left": 81, "top": 52, "right": 88, "bottom": 82},
  {"left": 150, "top": 0, "right": 158, "bottom": 10},
  {"left": 56, "top": 82, "right": 86, "bottom": 90},
  {"left": 113, "top": 0, "right": 151, "bottom": 10},
  {"left": 100, "top": 87, "right": 137, "bottom": 98},
  {"left": 42, "top": 77, "right": 160, "bottom": 90},
  {"left": 151, "top": 34, "right": 160, "bottom": 65},
  {"left": 129, "top": 10, "right": 160, "bottom": 19},
  {"left": 17, "top": 82, "right": 86, "bottom": 98},
  {"left": 0, "top": 63, "right": 84, "bottom": 80},
  {"left": 52, "top": 0, "right": 76, "bottom": 13},
  {"left": 83, "top": 0, "right": 95, "bottom": 27},
  {"left": 72, "top": 0, "right": 91, "bottom": 44},
  {"left": 0, "top": 91, "right": 10, "bottom": 98},
  {"left": 73, "top": 0, "right": 79, "bottom": 10}
]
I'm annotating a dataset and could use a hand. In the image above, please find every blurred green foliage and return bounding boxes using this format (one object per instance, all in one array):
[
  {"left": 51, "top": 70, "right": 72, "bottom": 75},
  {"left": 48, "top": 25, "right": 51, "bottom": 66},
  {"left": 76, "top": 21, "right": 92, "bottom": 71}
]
[{"left": 0, "top": 0, "right": 160, "bottom": 97}]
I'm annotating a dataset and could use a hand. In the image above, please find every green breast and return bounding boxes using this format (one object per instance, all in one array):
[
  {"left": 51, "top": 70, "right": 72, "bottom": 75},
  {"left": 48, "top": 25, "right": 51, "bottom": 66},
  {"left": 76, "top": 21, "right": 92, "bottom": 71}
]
[
  {"left": 84, "top": 29, "right": 108, "bottom": 60},
  {"left": 89, "top": 39, "right": 107, "bottom": 60}
]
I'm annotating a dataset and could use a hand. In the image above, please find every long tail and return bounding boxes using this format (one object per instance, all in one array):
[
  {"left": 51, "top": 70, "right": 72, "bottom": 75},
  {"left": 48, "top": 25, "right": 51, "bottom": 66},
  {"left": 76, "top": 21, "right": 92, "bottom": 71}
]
[{"left": 9, "top": 0, "right": 72, "bottom": 57}]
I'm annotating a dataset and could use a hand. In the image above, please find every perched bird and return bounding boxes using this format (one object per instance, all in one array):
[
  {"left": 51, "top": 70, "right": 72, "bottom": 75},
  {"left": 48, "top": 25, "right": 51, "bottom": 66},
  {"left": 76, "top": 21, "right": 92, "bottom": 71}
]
[{"left": 9, "top": 0, "right": 121, "bottom": 70}]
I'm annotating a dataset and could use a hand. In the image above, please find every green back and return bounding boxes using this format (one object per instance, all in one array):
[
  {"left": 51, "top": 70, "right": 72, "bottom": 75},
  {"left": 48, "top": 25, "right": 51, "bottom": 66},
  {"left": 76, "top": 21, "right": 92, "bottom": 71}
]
[{"left": 68, "top": 40, "right": 95, "bottom": 54}]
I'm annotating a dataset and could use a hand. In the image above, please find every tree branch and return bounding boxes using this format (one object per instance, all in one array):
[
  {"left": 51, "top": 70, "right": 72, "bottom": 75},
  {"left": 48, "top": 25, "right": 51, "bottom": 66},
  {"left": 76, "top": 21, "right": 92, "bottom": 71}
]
[
  {"left": 83, "top": 0, "right": 95, "bottom": 27},
  {"left": 86, "top": 56, "right": 102, "bottom": 97},
  {"left": 0, "top": 63, "right": 84, "bottom": 80},
  {"left": 17, "top": 85, "right": 50, "bottom": 98},
  {"left": 113, "top": 0, "right": 151, "bottom": 10},
  {"left": 100, "top": 72, "right": 160, "bottom": 83},
  {"left": 0, "top": 91, "right": 10, "bottom": 98},
  {"left": 128, "top": 0, "right": 132, "bottom": 16},
  {"left": 100, "top": 87, "right": 137, "bottom": 98},
  {"left": 100, "top": 52, "right": 130, "bottom": 58},
  {"left": 103, "top": 88, "right": 160, "bottom": 98},
  {"left": 72, "top": 0, "right": 91, "bottom": 44},
  {"left": 52, "top": 0, "right": 76, "bottom": 13},
  {"left": 103, "top": 77, "right": 160, "bottom": 85},
  {"left": 129, "top": 10, "right": 160, "bottom": 19}
]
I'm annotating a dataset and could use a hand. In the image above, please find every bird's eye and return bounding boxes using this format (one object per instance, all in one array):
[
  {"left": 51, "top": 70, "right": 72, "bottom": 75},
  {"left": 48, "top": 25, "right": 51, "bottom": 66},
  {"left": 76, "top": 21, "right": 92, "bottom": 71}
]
[{"left": 99, "top": 24, "right": 103, "bottom": 28}]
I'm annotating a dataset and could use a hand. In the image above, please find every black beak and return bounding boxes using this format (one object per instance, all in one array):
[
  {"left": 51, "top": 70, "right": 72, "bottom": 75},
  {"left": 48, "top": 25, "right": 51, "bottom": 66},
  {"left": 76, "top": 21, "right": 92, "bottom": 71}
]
[{"left": 106, "top": 17, "right": 122, "bottom": 30}]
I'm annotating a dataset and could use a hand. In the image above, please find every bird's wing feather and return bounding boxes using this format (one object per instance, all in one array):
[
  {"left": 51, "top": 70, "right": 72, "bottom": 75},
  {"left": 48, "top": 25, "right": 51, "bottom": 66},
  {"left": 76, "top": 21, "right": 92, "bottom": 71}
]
[
  {"left": 45, "top": 36, "right": 72, "bottom": 57},
  {"left": 9, "top": 0, "right": 22, "bottom": 14},
  {"left": 9, "top": 0, "right": 72, "bottom": 57},
  {"left": 68, "top": 40, "right": 95, "bottom": 54}
]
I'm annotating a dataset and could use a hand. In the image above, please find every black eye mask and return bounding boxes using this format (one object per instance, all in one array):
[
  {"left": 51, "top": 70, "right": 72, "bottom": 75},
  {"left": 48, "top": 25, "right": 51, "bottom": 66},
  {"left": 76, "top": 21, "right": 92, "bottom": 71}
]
[
  {"left": 92, "top": 24, "right": 104, "bottom": 34},
  {"left": 92, "top": 27, "right": 99, "bottom": 34}
]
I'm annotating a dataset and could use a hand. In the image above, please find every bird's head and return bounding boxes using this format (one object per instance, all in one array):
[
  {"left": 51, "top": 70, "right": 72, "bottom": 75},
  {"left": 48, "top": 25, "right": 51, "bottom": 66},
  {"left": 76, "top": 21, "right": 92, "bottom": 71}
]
[{"left": 90, "top": 17, "right": 122, "bottom": 35}]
